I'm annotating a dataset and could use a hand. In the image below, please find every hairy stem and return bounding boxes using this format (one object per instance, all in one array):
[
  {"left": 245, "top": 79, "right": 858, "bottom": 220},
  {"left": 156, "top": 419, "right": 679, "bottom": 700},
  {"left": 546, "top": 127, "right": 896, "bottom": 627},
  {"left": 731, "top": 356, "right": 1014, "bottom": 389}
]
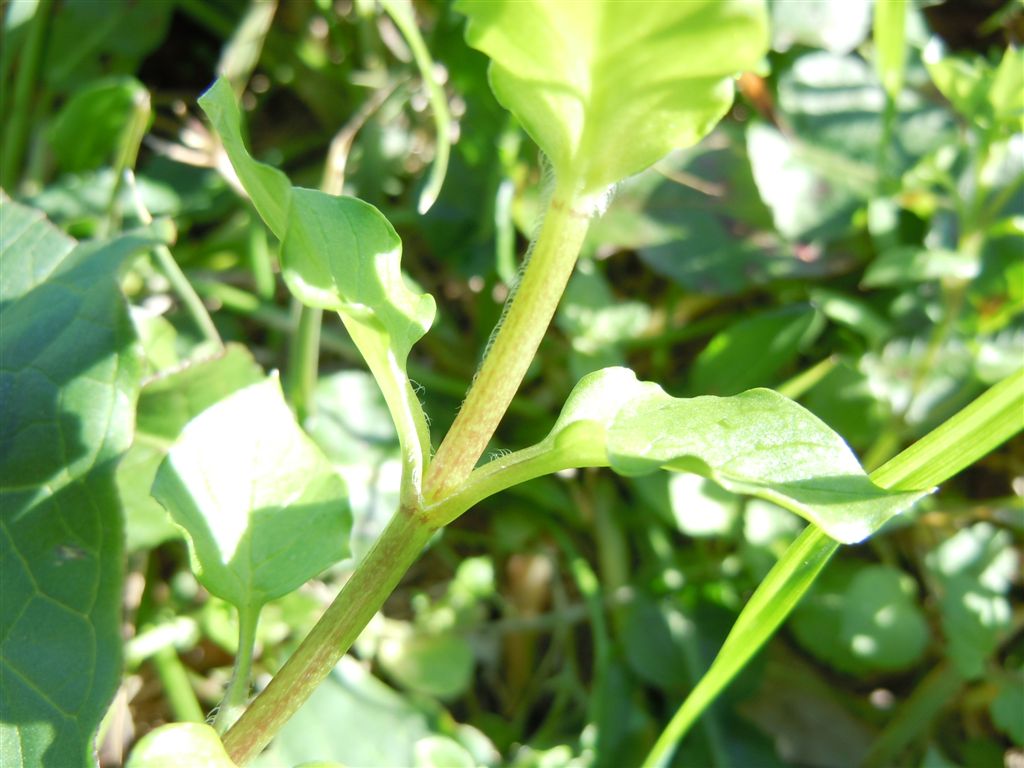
[
  {"left": 214, "top": 603, "right": 260, "bottom": 733},
  {"left": 424, "top": 185, "right": 591, "bottom": 502},
  {"left": 222, "top": 505, "right": 435, "bottom": 764}
]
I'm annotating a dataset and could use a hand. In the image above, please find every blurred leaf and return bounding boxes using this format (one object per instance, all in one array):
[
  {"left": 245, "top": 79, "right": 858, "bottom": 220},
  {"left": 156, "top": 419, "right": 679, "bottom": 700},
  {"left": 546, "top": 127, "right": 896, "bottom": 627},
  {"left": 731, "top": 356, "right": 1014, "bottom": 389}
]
[
  {"left": 792, "top": 563, "right": 929, "bottom": 674},
  {"left": 747, "top": 121, "right": 862, "bottom": 241},
  {"left": 125, "top": 723, "right": 237, "bottom": 768},
  {"left": 456, "top": 0, "right": 768, "bottom": 197},
  {"left": 0, "top": 199, "right": 161, "bottom": 766},
  {"left": 621, "top": 596, "right": 693, "bottom": 690},
  {"left": 118, "top": 344, "right": 265, "bottom": 551},
  {"left": 779, "top": 50, "right": 953, "bottom": 171},
  {"left": 152, "top": 377, "right": 350, "bottom": 611},
  {"left": 42, "top": 0, "right": 172, "bottom": 90},
  {"left": 862, "top": 246, "right": 979, "bottom": 287},
  {"left": 924, "top": 523, "right": 1017, "bottom": 679},
  {"left": 804, "top": 361, "right": 889, "bottom": 449},
  {"left": 47, "top": 76, "right": 148, "bottom": 173},
  {"left": 305, "top": 370, "right": 402, "bottom": 561},
  {"left": 691, "top": 304, "right": 822, "bottom": 395},
  {"left": 251, "top": 657, "right": 438, "bottom": 768},
  {"left": 771, "top": 0, "right": 871, "bottom": 55},
  {"left": 924, "top": 40, "right": 1024, "bottom": 133},
  {"left": 414, "top": 736, "right": 476, "bottom": 768},
  {"left": 378, "top": 629, "right": 475, "bottom": 700},
  {"left": 990, "top": 673, "right": 1024, "bottom": 745}
]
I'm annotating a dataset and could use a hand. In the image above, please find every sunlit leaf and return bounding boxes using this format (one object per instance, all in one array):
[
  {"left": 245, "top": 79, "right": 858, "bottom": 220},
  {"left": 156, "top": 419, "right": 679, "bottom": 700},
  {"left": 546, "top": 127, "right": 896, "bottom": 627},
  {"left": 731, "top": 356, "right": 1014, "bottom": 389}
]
[
  {"left": 198, "top": 77, "right": 433, "bottom": 493},
  {"left": 456, "top": 0, "right": 768, "bottom": 197},
  {"left": 542, "top": 368, "right": 928, "bottom": 544},
  {"left": 152, "top": 377, "right": 350, "bottom": 611}
]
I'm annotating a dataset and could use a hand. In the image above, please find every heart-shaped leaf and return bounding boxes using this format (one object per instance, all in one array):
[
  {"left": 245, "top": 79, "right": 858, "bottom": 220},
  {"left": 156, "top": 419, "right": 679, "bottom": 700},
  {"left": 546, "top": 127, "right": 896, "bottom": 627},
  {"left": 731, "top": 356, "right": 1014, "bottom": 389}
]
[
  {"left": 456, "top": 0, "right": 769, "bottom": 197},
  {"left": 152, "top": 377, "right": 350, "bottom": 611}
]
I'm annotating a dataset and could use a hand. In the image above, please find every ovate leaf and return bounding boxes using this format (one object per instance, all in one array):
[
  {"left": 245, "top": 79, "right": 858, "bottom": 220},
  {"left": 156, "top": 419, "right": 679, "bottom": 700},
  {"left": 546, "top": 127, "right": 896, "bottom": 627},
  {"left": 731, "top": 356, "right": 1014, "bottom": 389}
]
[
  {"left": 152, "top": 377, "right": 350, "bottom": 611},
  {"left": 456, "top": 0, "right": 768, "bottom": 196},
  {"left": 198, "top": 78, "right": 433, "bottom": 493},
  {"left": 0, "top": 198, "right": 163, "bottom": 765},
  {"left": 542, "top": 368, "right": 928, "bottom": 544}
]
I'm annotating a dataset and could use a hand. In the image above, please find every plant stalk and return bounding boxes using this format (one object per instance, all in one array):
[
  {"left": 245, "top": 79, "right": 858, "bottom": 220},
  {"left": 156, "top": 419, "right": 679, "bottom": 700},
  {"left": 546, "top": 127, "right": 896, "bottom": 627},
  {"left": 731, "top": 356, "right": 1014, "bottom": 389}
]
[
  {"left": 287, "top": 302, "right": 322, "bottom": 422},
  {"left": 1, "top": 0, "right": 52, "bottom": 191},
  {"left": 214, "top": 603, "right": 260, "bottom": 733},
  {"left": 424, "top": 186, "right": 591, "bottom": 502},
  {"left": 221, "top": 505, "right": 435, "bottom": 765}
]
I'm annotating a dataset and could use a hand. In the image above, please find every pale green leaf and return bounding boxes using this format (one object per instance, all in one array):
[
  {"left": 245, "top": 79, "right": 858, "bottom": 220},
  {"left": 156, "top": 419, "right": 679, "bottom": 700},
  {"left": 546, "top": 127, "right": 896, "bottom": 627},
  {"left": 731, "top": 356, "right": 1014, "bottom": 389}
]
[
  {"left": 538, "top": 368, "right": 927, "bottom": 544},
  {"left": 0, "top": 198, "right": 165, "bottom": 767},
  {"left": 378, "top": 630, "right": 475, "bottom": 700},
  {"left": 198, "top": 78, "right": 290, "bottom": 239},
  {"left": 456, "top": 0, "right": 768, "bottom": 196},
  {"left": 152, "top": 377, "right": 350, "bottom": 611},
  {"left": 126, "top": 723, "right": 237, "bottom": 768},
  {"left": 198, "top": 77, "right": 434, "bottom": 494}
]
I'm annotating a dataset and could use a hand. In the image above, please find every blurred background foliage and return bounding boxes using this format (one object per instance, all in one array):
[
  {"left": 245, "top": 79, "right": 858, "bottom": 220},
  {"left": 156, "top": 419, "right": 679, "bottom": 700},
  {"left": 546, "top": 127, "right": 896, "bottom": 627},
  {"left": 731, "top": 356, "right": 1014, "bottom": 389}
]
[{"left": 2, "top": 0, "right": 1022, "bottom": 766}]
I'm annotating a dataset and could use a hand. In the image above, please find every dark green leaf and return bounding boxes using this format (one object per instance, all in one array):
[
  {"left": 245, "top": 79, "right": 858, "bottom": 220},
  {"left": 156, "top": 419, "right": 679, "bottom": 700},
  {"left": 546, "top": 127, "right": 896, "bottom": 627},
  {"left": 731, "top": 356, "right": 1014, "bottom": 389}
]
[{"left": 1, "top": 198, "right": 162, "bottom": 766}]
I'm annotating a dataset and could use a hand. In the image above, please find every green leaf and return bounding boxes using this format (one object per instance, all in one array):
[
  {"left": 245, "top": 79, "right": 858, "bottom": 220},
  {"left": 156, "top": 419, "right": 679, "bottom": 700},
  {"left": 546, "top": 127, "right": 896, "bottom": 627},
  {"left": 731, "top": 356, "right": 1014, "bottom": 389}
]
[
  {"left": 791, "top": 563, "right": 928, "bottom": 674},
  {"left": 152, "top": 377, "right": 350, "bottom": 611},
  {"left": 378, "top": 629, "right": 475, "bottom": 700},
  {"left": 443, "top": 367, "right": 927, "bottom": 542},
  {"left": 198, "top": 77, "right": 434, "bottom": 496},
  {"left": 118, "top": 344, "right": 265, "bottom": 551},
  {"left": 924, "top": 523, "right": 1017, "bottom": 679},
  {"left": 644, "top": 370, "right": 1023, "bottom": 767},
  {"left": 47, "top": 76, "right": 148, "bottom": 173},
  {"left": 251, "top": 656, "right": 439, "bottom": 768},
  {"left": 125, "top": 723, "right": 238, "bottom": 768},
  {"left": 690, "top": 304, "right": 822, "bottom": 395},
  {"left": 414, "top": 736, "right": 476, "bottom": 768},
  {"left": 0, "top": 198, "right": 163, "bottom": 765},
  {"left": 456, "top": 0, "right": 768, "bottom": 197},
  {"left": 198, "top": 78, "right": 290, "bottom": 239},
  {"left": 991, "top": 674, "right": 1024, "bottom": 745},
  {"left": 862, "top": 246, "right": 979, "bottom": 287},
  {"left": 536, "top": 368, "right": 924, "bottom": 544}
]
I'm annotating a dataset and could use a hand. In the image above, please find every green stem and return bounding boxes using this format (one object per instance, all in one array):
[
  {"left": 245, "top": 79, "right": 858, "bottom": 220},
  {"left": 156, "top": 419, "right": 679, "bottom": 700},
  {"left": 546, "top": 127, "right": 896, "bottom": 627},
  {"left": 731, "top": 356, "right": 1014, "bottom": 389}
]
[
  {"left": 103, "top": 89, "right": 152, "bottom": 237},
  {"left": 380, "top": 0, "right": 450, "bottom": 214},
  {"left": 127, "top": 173, "right": 224, "bottom": 348},
  {"left": 1, "top": 0, "right": 51, "bottom": 190},
  {"left": 287, "top": 301, "right": 322, "bottom": 422},
  {"left": 151, "top": 646, "right": 205, "bottom": 724},
  {"left": 424, "top": 186, "right": 591, "bottom": 502},
  {"left": 214, "top": 604, "right": 260, "bottom": 733},
  {"left": 222, "top": 505, "right": 435, "bottom": 765}
]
